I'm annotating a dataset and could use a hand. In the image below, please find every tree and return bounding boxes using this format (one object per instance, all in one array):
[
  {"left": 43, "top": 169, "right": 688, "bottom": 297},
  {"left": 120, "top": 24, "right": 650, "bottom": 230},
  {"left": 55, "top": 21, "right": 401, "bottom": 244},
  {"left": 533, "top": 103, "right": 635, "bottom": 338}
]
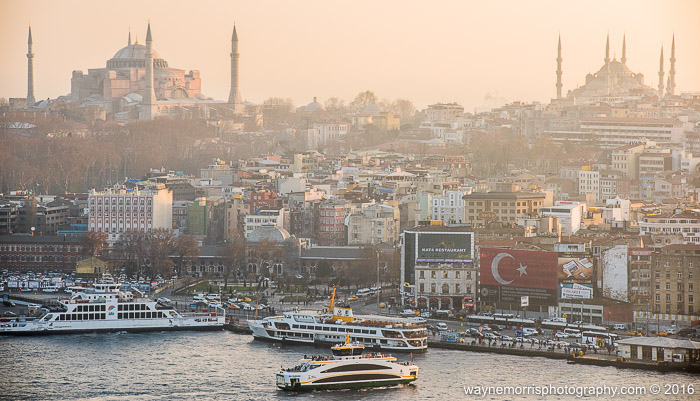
[
  {"left": 219, "top": 233, "right": 245, "bottom": 288},
  {"left": 315, "top": 260, "right": 333, "bottom": 280},
  {"left": 145, "top": 228, "right": 176, "bottom": 278},
  {"left": 349, "top": 90, "right": 378, "bottom": 113},
  {"left": 112, "top": 230, "right": 146, "bottom": 279},
  {"left": 81, "top": 231, "right": 108, "bottom": 257},
  {"left": 390, "top": 99, "right": 415, "bottom": 119},
  {"left": 174, "top": 235, "right": 199, "bottom": 277},
  {"left": 324, "top": 97, "right": 346, "bottom": 119}
]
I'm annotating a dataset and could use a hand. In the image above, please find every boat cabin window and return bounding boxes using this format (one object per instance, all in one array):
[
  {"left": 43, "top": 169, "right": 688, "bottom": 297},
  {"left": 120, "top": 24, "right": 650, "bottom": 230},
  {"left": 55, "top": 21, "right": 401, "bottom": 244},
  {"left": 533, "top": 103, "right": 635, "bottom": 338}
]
[{"left": 331, "top": 347, "right": 364, "bottom": 357}]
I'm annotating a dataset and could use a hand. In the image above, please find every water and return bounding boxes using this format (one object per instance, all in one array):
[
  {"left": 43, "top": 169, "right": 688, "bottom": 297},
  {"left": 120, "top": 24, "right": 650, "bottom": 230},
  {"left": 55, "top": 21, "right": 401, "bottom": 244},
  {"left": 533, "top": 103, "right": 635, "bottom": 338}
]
[{"left": 1, "top": 331, "right": 698, "bottom": 400}]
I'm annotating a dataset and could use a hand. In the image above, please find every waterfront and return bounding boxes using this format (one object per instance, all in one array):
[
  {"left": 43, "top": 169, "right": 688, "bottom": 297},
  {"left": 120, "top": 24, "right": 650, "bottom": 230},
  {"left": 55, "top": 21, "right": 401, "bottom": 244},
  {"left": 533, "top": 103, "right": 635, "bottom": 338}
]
[{"left": 1, "top": 331, "right": 698, "bottom": 400}]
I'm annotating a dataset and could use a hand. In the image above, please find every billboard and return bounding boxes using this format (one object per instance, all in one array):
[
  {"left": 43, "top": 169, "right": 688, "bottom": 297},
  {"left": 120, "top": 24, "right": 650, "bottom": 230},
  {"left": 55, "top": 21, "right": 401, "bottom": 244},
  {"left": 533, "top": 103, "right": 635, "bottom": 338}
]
[
  {"left": 479, "top": 248, "right": 558, "bottom": 306},
  {"left": 559, "top": 282, "right": 593, "bottom": 299},
  {"left": 557, "top": 256, "right": 594, "bottom": 299},
  {"left": 416, "top": 232, "right": 474, "bottom": 263}
]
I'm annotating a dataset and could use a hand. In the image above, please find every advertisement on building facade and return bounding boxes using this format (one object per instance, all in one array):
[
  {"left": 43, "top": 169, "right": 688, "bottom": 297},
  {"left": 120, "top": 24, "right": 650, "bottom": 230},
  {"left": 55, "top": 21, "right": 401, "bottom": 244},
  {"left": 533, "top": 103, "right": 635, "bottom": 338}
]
[
  {"left": 557, "top": 256, "right": 594, "bottom": 299},
  {"left": 479, "top": 248, "right": 558, "bottom": 306},
  {"left": 416, "top": 232, "right": 474, "bottom": 263}
]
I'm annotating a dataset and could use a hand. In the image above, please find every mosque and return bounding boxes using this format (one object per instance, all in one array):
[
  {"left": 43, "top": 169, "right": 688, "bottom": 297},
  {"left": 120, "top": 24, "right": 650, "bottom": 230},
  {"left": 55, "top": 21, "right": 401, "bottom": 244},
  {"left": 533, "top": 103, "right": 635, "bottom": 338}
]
[
  {"left": 556, "top": 34, "right": 677, "bottom": 103},
  {"left": 22, "top": 23, "right": 244, "bottom": 122}
]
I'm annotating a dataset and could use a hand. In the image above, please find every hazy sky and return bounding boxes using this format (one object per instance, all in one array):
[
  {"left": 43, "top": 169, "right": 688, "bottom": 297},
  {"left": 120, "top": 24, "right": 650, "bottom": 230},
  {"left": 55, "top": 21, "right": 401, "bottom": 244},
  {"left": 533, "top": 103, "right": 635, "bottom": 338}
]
[{"left": 1, "top": 0, "right": 698, "bottom": 110}]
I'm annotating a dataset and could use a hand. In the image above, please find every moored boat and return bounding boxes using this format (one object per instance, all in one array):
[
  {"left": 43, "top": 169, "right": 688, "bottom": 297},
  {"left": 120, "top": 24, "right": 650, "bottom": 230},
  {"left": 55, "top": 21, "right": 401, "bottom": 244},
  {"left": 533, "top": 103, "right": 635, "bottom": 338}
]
[
  {"left": 248, "top": 287, "right": 428, "bottom": 351},
  {"left": 0, "top": 283, "right": 224, "bottom": 335}
]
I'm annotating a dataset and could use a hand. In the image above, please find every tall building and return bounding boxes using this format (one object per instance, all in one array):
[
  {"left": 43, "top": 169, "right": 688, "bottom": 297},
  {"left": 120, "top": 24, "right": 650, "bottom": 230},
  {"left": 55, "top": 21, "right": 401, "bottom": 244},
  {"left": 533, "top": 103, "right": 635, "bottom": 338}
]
[
  {"left": 651, "top": 244, "right": 700, "bottom": 315},
  {"left": 88, "top": 184, "right": 173, "bottom": 244},
  {"left": 228, "top": 25, "right": 244, "bottom": 114},
  {"left": 26, "top": 25, "right": 35, "bottom": 107}
]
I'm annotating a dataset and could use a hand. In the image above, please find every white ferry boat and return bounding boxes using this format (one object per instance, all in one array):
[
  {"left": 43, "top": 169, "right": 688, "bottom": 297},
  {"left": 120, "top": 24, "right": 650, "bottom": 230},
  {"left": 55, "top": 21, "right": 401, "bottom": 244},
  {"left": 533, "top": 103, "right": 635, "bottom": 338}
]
[
  {"left": 276, "top": 335, "right": 419, "bottom": 391},
  {"left": 248, "top": 288, "right": 428, "bottom": 351},
  {"left": 0, "top": 283, "right": 224, "bottom": 335}
]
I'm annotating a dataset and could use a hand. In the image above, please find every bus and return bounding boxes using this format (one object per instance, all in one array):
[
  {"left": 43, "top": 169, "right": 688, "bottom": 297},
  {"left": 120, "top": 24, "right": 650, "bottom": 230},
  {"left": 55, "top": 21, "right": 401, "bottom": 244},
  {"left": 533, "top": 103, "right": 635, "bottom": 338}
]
[{"left": 581, "top": 331, "right": 618, "bottom": 347}]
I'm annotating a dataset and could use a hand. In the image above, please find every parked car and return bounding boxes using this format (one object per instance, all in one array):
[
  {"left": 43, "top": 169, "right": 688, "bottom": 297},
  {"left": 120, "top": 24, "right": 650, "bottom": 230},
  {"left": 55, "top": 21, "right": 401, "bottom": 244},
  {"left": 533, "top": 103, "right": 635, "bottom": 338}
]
[
  {"left": 347, "top": 296, "right": 359, "bottom": 301},
  {"left": 613, "top": 323, "right": 625, "bottom": 330},
  {"left": 500, "top": 335, "right": 514, "bottom": 341},
  {"left": 570, "top": 342, "right": 584, "bottom": 349},
  {"left": 483, "top": 332, "right": 497, "bottom": 340},
  {"left": 627, "top": 330, "right": 643, "bottom": 336},
  {"left": 2, "top": 300, "right": 16, "bottom": 307},
  {"left": 555, "top": 332, "right": 568, "bottom": 338},
  {"left": 156, "top": 297, "right": 171, "bottom": 305},
  {"left": 435, "top": 322, "right": 449, "bottom": 331},
  {"left": 420, "top": 311, "right": 431, "bottom": 318},
  {"left": 2, "top": 311, "right": 17, "bottom": 317}
]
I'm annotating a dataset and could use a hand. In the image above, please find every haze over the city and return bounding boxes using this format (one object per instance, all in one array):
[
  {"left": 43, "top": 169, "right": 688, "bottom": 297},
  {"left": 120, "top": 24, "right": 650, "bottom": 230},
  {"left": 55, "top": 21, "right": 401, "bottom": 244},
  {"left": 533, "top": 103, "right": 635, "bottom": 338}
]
[{"left": 1, "top": 0, "right": 699, "bottom": 109}]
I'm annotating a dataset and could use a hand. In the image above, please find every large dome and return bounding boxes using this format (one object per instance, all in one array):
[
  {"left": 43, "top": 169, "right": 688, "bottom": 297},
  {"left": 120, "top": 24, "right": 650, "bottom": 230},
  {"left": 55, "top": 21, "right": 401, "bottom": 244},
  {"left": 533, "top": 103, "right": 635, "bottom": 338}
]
[
  {"left": 107, "top": 44, "right": 168, "bottom": 69},
  {"left": 247, "top": 225, "right": 291, "bottom": 243}
]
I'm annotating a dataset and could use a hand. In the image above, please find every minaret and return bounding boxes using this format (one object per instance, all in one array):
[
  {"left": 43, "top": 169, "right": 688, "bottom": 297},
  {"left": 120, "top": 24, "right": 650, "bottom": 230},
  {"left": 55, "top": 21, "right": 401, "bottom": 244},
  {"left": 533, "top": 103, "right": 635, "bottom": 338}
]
[
  {"left": 556, "top": 34, "right": 563, "bottom": 100},
  {"left": 26, "top": 25, "right": 36, "bottom": 107},
  {"left": 228, "top": 25, "right": 244, "bottom": 114},
  {"left": 658, "top": 46, "right": 665, "bottom": 98},
  {"left": 621, "top": 33, "right": 627, "bottom": 64},
  {"left": 667, "top": 34, "right": 676, "bottom": 96},
  {"left": 128, "top": 28, "right": 132, "bottom": 46},
  {"left": 604, "top": 33, "right": 611, "bottom": 93},
  {"left": 141, "top": 22, "right": 158, "bottom": 120}
]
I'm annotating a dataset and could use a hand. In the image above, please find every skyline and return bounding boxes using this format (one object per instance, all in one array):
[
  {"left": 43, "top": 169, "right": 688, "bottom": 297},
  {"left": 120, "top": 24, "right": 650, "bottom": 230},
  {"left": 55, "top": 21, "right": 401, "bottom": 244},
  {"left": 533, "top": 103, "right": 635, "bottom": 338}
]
[{"left": 1, "top": 0, "right": 699, "bottom": 110}]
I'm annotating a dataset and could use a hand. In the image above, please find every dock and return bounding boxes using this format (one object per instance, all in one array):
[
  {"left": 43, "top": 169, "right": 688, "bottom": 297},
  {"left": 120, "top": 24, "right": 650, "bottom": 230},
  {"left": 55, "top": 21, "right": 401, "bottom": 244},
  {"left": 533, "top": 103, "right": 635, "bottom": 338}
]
[{"left": 428, "top": 341, "right": 700, "bottom": 374}]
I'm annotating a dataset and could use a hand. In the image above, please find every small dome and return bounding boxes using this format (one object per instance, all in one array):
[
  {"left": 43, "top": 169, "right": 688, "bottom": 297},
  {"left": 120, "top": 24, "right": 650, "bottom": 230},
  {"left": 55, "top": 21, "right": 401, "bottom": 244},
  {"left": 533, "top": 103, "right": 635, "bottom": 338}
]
[
  {"left": 304, "top": 97, "right": 324, "bottom": 112},
  {"left": 247, "top": 225, "right": 290, "bottom": 243},
  {"left": 124, "top": 93, "right": 143, "bottom": 103},
  {"left": 362, "top": 103, "right": 382, "bottom": 115}
]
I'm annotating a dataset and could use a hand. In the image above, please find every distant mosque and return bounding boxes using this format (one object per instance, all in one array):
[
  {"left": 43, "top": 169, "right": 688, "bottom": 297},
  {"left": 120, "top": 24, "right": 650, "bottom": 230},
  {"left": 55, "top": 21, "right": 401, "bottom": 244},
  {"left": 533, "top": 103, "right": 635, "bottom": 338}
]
[
  {"left": 556, "top": 33, "right": 677, "bottom": 102},
  {"left": 22, "top": 23, "right": 244, "bottom": 122}
]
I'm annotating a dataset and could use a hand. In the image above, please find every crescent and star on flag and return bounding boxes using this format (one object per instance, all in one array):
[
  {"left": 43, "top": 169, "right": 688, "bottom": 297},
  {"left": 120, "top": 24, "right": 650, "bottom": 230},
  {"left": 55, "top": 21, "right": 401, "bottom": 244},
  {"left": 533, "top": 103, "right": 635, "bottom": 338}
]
[{"left": 491, "top": 252, "right": 528, "bottom": 285}]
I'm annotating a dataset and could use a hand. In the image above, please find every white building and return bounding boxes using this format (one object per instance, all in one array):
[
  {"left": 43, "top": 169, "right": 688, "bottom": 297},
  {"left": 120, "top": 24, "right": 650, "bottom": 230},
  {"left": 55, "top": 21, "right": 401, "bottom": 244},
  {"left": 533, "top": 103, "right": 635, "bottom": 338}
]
[
  {"left": 578, "top": 168, "right": 600, "bottom": 202},
  {"left": 539, "top": 201, "right": 586, "bottom": 236},
  {"left": 424, "top": 102, "right": 464, "bottom": 123},
  {"left": 431, "top": 189, "right": 469, "bottom": 224},
  {"left": 601, "top": 196, "right": 631, "bottom": 224},
  {"left": 244, "top": 209, "right": 286, "bottom": 238},
  {"left": 88, "top": 184, "right": 173, "bottom": 244},
  {"left": 313, "top": 122, "right": 350, "bottom": 146},
  {"left": 638, "top": 211, "right": 700, "bottom": 244}
]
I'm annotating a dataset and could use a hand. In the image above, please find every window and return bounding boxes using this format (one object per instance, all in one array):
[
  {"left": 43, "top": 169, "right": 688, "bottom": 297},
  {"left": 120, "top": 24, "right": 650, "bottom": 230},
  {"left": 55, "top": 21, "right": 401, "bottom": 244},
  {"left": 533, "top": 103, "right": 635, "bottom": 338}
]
[
  {"left": 430, "top": 283, "right": 436, "bottom": 293},
  {"left": 455, "top": 271, "right": 461, "bottom": 279},
  {"left": 441, "top": 284, "right": 449, "bottom": 294},
  {"left": 442, "top": 271, "right": 448, "bottom": 279},
  {"left": 419, "top": 283, "right": 424, "bottom": 292},
  {"left": 419, "top": 270, "right": 425, "bottom": 279},
  {"left": 666, "top": 294, "right": 671, "bottom": 302},
  {"left": 431, "top": 271, "right": 436, "bottom": 279}
]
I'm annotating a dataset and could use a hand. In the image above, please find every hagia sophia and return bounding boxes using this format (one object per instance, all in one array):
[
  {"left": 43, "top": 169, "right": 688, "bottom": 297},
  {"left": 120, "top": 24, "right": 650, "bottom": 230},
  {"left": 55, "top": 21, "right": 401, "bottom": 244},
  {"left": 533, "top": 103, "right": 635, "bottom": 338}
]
[{"left": 20, "top": 23, "right": 244, "bottom": 123}]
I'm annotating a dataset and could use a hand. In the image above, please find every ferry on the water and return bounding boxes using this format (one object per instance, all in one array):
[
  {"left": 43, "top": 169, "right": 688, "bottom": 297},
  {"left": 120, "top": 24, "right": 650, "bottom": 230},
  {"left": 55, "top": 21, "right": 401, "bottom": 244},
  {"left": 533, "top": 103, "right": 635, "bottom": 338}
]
[
  {"left": 0, "top": 283, "right": 224, "bottom": 335},
  {"left": 248, "top": 288, "right": 428, "bottom": 351},
  {"left": 276, "top": 334, "right": 419, "bottom": 391}
]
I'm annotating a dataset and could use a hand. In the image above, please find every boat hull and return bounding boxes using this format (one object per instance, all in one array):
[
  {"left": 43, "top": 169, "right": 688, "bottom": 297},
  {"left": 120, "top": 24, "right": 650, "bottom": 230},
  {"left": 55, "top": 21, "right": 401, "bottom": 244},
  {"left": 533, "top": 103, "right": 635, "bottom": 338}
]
[
  {"left": 0, "top": 324, "right": 224, "bottom": 336},
  {"left": 277, "top": 376, "right": 417, "bottom": 391}
]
